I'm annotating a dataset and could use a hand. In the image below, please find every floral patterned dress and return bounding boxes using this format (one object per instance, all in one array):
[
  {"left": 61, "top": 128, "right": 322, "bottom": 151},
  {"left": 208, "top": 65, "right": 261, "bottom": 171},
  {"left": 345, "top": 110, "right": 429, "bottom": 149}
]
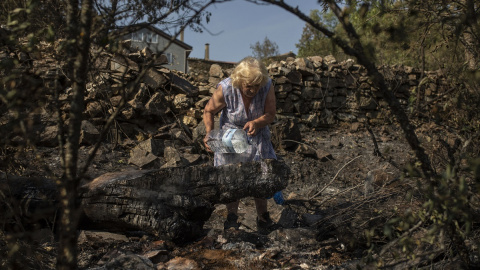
[{"left": 214, "top": 77, "right": 277, "bottom": 167}]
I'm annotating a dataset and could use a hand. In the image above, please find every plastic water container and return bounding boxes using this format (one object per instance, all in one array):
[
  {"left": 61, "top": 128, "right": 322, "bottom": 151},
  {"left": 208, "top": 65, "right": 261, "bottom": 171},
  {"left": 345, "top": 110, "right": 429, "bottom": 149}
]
[{"left": 206, "top": 128, "right": 250, "bottom": 153}]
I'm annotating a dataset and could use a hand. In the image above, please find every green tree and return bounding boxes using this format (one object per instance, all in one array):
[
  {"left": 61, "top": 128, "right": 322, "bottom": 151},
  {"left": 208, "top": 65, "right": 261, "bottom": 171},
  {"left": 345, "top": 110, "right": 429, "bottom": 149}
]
[
  {"left": 296, "top": 9, "right": 345, "bottom": 59},
  {"left": 295, "top": 0, "right": 479, "bottom": 71},
  {"left": 250, "top": 36, "right": 280, "bottom": 59},
  {"left": 0, "top": 0, "right": 67, "bottom": 38}
]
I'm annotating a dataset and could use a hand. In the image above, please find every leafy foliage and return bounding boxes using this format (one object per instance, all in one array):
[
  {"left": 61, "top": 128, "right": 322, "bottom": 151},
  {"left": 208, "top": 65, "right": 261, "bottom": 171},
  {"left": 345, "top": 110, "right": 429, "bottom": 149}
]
[
  {"left": 296, "top": 0, "right": 480, "bottom": 71},
  {"left": 250, "top": 36, "right": 280, "bottom": 60},
  {"left": 296, "top": 9, "right": 347, "bottom": 60},
  {"left": 0, "top": 0, "right": 66, "bottom": 38}
]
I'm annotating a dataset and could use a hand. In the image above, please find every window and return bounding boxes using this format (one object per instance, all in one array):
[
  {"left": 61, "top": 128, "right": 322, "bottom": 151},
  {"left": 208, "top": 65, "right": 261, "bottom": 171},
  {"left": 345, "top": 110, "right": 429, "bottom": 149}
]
[
  {"left": 131, "top": 32, "right": 143, "bottom": 41},
  {"left": 147, "top": 33, "right": 158, "bottom": 43},
  {"left": 165, "top": 53, "right": 174, "bottom": 64}
]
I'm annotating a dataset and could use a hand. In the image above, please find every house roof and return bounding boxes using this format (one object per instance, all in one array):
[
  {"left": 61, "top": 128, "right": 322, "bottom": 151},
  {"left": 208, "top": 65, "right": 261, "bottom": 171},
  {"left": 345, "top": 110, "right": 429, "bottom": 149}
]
[{"left": 118, "top": 24, "right": 193, "bottom": 51}]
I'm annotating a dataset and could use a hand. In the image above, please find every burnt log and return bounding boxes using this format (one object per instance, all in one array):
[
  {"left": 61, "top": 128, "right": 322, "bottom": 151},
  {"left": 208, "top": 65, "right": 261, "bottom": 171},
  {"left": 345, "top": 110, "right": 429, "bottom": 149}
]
[
  {"left": 0, "top": 173, "right": 58, "bottom": 231},
  {"left": 79, "top": 159, "right": 289, "bottom": 243}
]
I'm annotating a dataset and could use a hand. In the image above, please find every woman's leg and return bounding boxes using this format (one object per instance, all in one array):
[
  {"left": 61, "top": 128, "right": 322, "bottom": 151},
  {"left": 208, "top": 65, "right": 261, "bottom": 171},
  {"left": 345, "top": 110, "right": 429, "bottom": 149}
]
[
  {"left": 224, "top": 201, "right": 240, "bottom": 230},
  {"left": 226, "top": 201, "right": 240, "bottom": 215},
  {"left": 254, "top": 198, "right": 268, "bottom": 220}
]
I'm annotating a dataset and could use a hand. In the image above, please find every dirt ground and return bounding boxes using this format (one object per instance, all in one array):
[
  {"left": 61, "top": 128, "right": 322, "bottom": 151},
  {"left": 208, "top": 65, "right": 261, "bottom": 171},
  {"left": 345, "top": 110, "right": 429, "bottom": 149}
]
[{"left": 2, "top": 122, "right": 477, "bottom": 269}]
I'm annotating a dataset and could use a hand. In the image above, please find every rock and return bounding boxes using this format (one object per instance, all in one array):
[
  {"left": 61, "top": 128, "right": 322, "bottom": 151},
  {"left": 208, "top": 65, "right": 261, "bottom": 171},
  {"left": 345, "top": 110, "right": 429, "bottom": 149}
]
[
  {"left": 110, "top": 54, "right": 139, "bottom": 74},
  {"left": 137, "top": 139, "right": 164, "bottom": 156},
  {"left": 302, "top": 213, "right": 324, "bottom": 226},
  {"left": 315, "top": 148, "right": 333, "bottom": 161},
  {"left": 169, "top": 72, "right": 198, "bottom": 97},
  {"left": 144, "top": 92, "right": 168, "bottom": 117},
  {"left": 183, "top": 153, "right": 203, "bottom": 165},
  {"left": 141, "top": 47, "right": 153, "bottom": 58},
  {"left": 323, "top": 54, "right": 337, "bottom": 65},
  {"left": 143, "top": 249, "right": 169, "bottom": 264},
  {"left": 301, "top": 114, "right": 320, "bottom": 128},
  {"left": 277, "top": 206, "right": 299, "bottom": 228},
  {"left": 162, "top": 146, "right": 187, "bottom": 168},
  {"left": 286, "top": 70, "right": 302, "bottom": 85},
  {"left": 77, "top": 230, "right": 129, "bottom": 245},
  {"left": 130, "top": 83, "right": 150, "bottom": 105},
  {"left": 165, "top": 257, "right": 200, "bottom": 270},
  {"left": 104, "top": 254, "right": 155, "bottom": 270},
  {"left": 294, "top": 58, "right": 314, "bottom": 76},
  {"left": 173, "top": 94, "right": 193, "bottom": 112},
  {"left": 181, "top": 115, "right": 197, "bottom": 127},
  {"left": 85, "top": 101, "right": 103, "bottom": 118},
  {"left": 358, "top": 96, "right": 377, "bottom": 110},
  {"left": 80, "top": 120, "right": 100, "bottom": 145},
  {"left": 38, "top": 125, "right": 59, "bottom": 147},
  {"left": 209, "top": 64, "right": 223, "bottom": 78},
  {"left": 128, "top": 147, "right": 158, "bottom": 168},
  {"left": 271, "top": 118, "right": 302, "bottom": 150},
  {"left": 295, "top": 144, "right": 316, "bottom": 157},
  {"left": 143, "top": 68, "right": 167, "bottom": 89}
]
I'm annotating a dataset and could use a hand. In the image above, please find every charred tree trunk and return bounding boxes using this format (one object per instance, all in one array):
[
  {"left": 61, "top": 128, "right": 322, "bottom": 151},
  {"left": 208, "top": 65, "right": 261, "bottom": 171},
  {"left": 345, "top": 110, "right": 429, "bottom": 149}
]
[
  {"left": 0, "top": 159, "right": 289, "bottom": 243},
  {"left": 79, "top": 159, "right": 288, "bottom": 242}
]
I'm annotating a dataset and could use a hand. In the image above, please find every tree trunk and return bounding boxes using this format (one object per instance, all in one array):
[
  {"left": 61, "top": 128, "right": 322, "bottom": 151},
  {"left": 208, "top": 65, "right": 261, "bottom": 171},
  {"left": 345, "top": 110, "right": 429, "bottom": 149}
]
[
  {"left": 80, "top": 159, "right": 288, "bottom": 243},
  {"left": 57, "top": 0, "right": 93, "bottom": 269},
  {"left": 0, "top": 159, "right": 289, "bottom": 244}
]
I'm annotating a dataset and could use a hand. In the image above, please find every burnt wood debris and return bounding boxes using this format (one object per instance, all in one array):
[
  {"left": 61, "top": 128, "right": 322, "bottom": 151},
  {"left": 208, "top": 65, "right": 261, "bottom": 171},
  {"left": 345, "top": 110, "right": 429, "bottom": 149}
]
[{"left": 1, "top": 159, "right": 289, "bottom": 243}]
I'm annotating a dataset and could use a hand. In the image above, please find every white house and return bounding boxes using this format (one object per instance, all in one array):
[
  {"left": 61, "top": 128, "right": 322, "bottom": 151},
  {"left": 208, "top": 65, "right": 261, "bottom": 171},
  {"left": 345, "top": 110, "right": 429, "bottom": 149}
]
[{"left": 121, "top": 25, "right": 192, "bottom": 73}]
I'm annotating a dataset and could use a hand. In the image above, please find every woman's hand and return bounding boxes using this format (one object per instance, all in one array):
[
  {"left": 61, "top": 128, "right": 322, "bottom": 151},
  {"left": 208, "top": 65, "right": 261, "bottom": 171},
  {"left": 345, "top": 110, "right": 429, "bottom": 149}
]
[
  {"left": 203, "top": 134, "right": 213, "bottom": 152},
  {"left": 243, "top": 121, "right": 258, "bottom": 136}
]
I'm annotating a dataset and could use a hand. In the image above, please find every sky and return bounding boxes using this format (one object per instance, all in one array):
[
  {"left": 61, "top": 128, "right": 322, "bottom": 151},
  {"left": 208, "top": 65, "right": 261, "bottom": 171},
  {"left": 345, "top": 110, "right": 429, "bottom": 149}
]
[{"left": 181, "top": 0, "right": 322, "bottom": 63}]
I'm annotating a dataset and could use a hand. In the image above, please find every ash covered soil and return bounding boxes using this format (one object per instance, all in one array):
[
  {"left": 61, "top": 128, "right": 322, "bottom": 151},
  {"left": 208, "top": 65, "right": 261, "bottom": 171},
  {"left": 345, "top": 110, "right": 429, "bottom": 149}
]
[
  {"left": 73, "top": 123, "right": 416, "bottom": 270},
  {"left": 4, "top": 122, "right": 462, "bottom": 269}
]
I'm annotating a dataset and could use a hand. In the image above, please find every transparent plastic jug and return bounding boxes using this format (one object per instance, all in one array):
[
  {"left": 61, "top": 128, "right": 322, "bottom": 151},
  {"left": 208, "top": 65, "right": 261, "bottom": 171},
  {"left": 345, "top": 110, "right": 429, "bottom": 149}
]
[{"left": 206, "top": 128, "right": 250, "bottom": 153}]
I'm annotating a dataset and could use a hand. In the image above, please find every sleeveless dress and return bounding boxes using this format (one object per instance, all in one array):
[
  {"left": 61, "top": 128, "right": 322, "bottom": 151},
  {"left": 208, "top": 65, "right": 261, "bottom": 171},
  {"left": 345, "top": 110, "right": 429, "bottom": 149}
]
[{"left": 214, "top": 77, "right": 277, "bottom": 167}]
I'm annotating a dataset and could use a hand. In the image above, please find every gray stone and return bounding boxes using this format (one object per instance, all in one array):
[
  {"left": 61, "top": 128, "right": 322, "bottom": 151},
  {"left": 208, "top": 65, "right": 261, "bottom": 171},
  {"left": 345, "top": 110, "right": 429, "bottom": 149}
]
[
  {"left": 39, "top": 125, "right": 59, "bottom": 147},
  {"left": 80, "top": 120, "right": 100, "bottom": 145},
  {"left": 128, "top": 147, "right": 158, "bottom": 168},
  {"left": 137, "top": 139, "right": 164, "bottom": 156},
  {"left": 142, "top": 68, "right": 167, "bottom": 89},
  {"left": 105, "top": 254, "right": 155, "bottom": 270},
  {"left": 271, "top": 118, "right": 302, "bottom": 150},
  {"left": 173, "top": 94, "right": 193, "bottom": 111},
  {"left": 144, "top": 92, "right": 168, "bottom": 116},
  {"left": 209, "top": 64, "right": 223, "bottom": 78},
  {"left": 170, "top": 72, "right": 199, "bottom": 97},
  {"left": 85, "top": 101, "right": 103, "bottom": 118},
  {"left": 77, "top": 230, "right": 129, "bottom": 245}
]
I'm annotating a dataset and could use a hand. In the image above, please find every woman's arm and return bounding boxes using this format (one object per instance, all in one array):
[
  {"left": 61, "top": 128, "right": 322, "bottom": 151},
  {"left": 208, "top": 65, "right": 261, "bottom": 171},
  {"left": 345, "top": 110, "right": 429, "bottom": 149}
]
[
  {"left": 243, "top": 84, "right": 276, "bottom": 136},
  {"left": 203, "top": 85, "right": 227, "bottom": 151}
]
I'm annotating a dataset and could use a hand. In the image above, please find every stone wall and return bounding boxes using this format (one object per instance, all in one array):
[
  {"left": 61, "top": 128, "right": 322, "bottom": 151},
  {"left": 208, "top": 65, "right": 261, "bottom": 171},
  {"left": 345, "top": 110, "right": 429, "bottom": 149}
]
[
  {"left": 0, "top": 42, "right": 457, "bottom": 168},
  {"left": 1, "top": 39, "right": 453, "bottom": 154},
  {"left": 195, "top": 55, "right": 452, "bottom": 128}
]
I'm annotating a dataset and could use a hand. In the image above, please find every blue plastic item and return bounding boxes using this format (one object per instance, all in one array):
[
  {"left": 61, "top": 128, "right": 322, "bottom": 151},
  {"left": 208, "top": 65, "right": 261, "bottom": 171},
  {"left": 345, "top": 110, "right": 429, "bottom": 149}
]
[{"left": 269, "top": 191, "right": 285, "bottom": 205}]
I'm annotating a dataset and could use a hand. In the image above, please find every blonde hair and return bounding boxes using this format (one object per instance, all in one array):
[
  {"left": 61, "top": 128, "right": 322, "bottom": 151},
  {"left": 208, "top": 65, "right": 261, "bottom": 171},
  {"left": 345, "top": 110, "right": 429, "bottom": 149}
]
[{"left": 230, "top": 57, "right": 269, "bottom": 89}]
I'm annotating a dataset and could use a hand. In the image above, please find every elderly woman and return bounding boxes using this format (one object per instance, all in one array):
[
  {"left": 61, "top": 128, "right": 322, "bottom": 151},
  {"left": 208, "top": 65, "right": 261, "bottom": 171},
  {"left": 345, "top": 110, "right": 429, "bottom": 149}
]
[{"left": 203, "top": 57, "right": 278, "bottom": 232}]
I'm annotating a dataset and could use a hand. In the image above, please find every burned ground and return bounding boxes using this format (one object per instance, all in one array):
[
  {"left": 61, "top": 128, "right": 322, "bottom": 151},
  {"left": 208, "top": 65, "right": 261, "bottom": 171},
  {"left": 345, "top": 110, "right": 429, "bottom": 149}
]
[
  {"left": 1, "top": 40, "right": 479, "bottom": 269},
  {"left": 3, "top": 119, "right": 477, "bottom": 270}
]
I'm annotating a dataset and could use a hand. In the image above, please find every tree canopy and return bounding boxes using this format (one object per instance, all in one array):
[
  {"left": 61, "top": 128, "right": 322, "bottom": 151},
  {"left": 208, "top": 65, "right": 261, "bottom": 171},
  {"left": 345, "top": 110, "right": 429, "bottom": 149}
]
[
  {"left": 295, "top": 0, "right": 480, "bottom": 71},
  {"left": 250, "top": 36, "right": 280, "bottom": 60}
]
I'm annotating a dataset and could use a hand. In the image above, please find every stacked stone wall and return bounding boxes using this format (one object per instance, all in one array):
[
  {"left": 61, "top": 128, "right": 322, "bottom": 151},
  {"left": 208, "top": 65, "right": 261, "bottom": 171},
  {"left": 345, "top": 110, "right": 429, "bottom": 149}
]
[{"left": 195, "top": 55, "right": 452, "bottom": 128}]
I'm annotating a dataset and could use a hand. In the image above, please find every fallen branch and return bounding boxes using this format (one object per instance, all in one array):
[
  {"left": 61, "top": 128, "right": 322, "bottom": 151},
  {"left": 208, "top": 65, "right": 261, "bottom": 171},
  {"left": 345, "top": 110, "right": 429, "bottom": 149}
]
[
  {"left": 308, "top": 155, "right": 362, "bottom": 200},
  {"left": 313, "top": 183, "right": 363, "bottom": 206}
]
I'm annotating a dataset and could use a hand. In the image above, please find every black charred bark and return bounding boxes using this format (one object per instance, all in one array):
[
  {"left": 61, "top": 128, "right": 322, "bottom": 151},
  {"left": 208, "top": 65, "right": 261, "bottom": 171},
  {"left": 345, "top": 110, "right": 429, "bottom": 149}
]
[
  {"left": 1, "top": 159, "right": 289, "bottom": 243},
  {"left": 79, "top": 159, "right": 289, "bottom": 243}
]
